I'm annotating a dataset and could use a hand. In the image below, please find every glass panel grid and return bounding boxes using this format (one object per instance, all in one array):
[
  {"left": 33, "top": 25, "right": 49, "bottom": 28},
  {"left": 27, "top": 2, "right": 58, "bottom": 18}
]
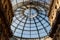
[{"left": 11, "top": 0, "right": 51, "bottom": 39}]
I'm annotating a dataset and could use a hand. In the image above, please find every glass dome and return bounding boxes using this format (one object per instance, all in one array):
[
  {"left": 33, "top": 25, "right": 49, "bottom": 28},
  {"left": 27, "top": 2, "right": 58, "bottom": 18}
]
[{"left": 11, "top": 0, "right": 51, "bottom": 39}]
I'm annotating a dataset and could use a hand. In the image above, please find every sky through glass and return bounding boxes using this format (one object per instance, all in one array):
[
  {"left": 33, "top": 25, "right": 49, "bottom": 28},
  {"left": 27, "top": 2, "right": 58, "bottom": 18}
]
[{"left": 11, "top": 0, "right": 51, "bottom": 39}]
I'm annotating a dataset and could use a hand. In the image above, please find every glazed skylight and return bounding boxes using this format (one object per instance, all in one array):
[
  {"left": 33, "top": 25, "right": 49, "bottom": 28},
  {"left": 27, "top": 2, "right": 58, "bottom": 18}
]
[{"left": 11, "top": 0, "right": 51, "bottom": 39}]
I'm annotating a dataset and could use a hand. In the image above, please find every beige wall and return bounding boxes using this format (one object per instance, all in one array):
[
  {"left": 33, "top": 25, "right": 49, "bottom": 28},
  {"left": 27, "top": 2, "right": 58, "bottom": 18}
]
[
  {"left": 48, "top": 0, "right": 60, "bottom": 26},
  {"left": 45, "top": 37, "right": 52, "bottom": 40}
]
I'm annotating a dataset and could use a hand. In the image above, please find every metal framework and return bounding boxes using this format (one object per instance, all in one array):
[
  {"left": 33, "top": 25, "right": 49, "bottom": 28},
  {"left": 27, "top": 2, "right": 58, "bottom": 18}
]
[{"left": 10, "top": 0, "right": 51, "bottom": 39}]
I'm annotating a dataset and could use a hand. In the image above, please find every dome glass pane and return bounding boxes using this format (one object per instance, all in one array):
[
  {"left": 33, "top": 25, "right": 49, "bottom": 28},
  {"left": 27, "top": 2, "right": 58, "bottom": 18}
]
[{"left": 11, "top": 0, "right": 51, "bottom": 39}]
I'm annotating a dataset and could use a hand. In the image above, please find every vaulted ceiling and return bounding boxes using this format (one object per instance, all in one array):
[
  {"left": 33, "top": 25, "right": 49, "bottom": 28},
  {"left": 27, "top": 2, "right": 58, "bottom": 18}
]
[{"left": 0, "top": 0, "right": 60, "bottom": 40}]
